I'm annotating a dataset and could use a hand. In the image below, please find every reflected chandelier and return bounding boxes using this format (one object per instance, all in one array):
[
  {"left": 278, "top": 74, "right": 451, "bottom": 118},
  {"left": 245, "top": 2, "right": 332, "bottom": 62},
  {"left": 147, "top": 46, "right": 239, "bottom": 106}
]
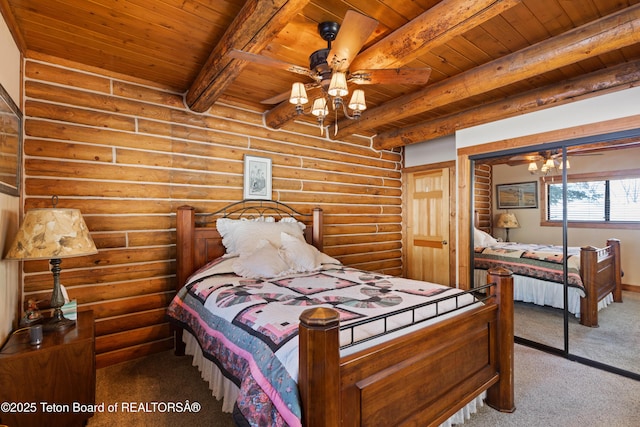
[{"left": 528, "top": 156, "right": 570, "bottom": 176}]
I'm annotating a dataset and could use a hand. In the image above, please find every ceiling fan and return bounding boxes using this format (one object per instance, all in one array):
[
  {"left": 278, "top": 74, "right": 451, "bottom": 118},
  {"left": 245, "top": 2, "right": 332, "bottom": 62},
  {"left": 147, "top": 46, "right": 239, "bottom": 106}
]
[
  {"left": 228, "top": 10, "right": 432, "bottom": 105},
  {"left": 506, "top": 148, "right": 602, "bottom": 167},
  {"left": 506, "top": 150, "right": 561, "bottom": 167},
  {"left": 507, "top": 148, "right": 604, "bottom": 176}
]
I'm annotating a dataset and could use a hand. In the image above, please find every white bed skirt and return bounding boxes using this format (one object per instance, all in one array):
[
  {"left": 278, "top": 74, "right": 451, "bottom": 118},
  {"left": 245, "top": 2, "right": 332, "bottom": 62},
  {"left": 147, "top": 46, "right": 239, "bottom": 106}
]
[
  {"left": 474, "top": 269, "right": 613, "bottom": 317},
  {"left": 182, "top": 331, "right": 486, "bottom": 426}
]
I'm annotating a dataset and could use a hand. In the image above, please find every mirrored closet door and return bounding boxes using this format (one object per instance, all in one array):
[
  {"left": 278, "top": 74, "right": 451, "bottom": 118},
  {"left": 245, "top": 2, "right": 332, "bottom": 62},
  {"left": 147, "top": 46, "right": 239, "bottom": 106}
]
[{"left": 470, "top": 130, "right": 640, "bottom": 380}]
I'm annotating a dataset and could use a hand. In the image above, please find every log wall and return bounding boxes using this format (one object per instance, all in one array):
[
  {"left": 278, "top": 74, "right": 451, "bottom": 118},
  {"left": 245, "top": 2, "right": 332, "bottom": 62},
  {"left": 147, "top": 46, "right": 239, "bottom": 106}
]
[
  {"left": 21, "top": 56, "right": 403, "bottom": 367},
  {"left": 474, "top": 163, "right": 492, "bottom": 233}
]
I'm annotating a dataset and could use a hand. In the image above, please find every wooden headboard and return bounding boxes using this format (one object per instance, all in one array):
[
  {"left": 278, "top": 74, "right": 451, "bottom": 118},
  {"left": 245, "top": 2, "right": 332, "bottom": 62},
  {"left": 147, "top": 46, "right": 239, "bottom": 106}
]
[{"left": 175, "top": 200, "right": 324, "bottom": 292}]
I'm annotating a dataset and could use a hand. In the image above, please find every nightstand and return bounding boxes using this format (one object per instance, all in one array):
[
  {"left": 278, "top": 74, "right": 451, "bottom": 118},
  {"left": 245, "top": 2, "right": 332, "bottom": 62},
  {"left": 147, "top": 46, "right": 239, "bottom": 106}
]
[{"left": 0, "top": 310, "right": 96, "bottom": 427}]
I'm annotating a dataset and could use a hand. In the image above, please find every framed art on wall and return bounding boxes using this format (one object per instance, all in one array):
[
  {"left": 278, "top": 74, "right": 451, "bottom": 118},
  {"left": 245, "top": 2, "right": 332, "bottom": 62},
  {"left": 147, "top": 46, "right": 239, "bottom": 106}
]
[
  {"left": 0, "top": 83, "right": 22, "bottom": 196},
  {"left": 496, "top": 181, "right": 538, "bottom": 209},
  {"left": 243, "top": 155, "right": 272, "bottom": 200}
]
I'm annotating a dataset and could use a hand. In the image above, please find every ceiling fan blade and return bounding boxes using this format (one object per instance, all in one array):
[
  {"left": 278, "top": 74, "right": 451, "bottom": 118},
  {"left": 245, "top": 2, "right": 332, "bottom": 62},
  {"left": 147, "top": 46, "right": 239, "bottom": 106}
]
[
  {"left": 261, "top": 91, "right": 294, "bottom": 105},
  {"left": 349, "top": 68, "right": 432, "bottom": 85},
  {"left": 506, "top": 154, "right": 542, "bottom": 166},
  {"left": 328, "top": 11, "right": 378, "bottom": 72},
  {"left": 228, "top": 49, "right": 314, "bottom": 78},
  {"left": 261, "top": 82, "right": 321, "bottom": 104}
]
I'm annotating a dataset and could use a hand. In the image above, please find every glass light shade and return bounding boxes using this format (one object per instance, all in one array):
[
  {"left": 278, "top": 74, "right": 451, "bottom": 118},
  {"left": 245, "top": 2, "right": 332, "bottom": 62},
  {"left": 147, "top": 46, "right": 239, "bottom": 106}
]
[
  {"left": 328, "top": 72, "right": 348, "bottom": 97},
  {"left": 496, "top": 213, "right": 520, "bottom": 229},
  {"left": 289, "top": 82, "right": 308, "bottom": 105},
  {"left": 544, "top": 158, "right": 556, "bottom": 169},
  {"left": 528, "top": 162, "right": 538, "bottom": 172},
  {"left": 559, "top": 158, "right": 570, "bottom": 169},
  {"left": 311, "top": 97, "right": 328, "bottom": 117},
  {"left": 6, "top": 208, "right": 98, "bottom": 260},
  {"left": 348, "top": 89, "right": 366, "bottom": 111}
]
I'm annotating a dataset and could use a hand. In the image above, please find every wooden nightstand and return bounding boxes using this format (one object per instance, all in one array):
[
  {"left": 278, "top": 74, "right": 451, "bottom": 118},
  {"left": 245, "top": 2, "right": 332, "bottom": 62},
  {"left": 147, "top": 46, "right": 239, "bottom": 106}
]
[{"left": 0, "top": 310, "right": 96, "bottom": 427}]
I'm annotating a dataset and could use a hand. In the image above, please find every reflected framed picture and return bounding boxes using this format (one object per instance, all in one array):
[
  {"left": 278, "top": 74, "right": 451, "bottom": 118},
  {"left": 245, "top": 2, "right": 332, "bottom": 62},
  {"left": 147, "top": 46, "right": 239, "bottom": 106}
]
[
  {"left": 496, "top": 181, "right": 537, "bottom": 209},
  {"left": 0, "top": 83, "right": 22, "bottom": 196},
  {"left": 243, "top": 155, "right": 272, "bottom": 200}
]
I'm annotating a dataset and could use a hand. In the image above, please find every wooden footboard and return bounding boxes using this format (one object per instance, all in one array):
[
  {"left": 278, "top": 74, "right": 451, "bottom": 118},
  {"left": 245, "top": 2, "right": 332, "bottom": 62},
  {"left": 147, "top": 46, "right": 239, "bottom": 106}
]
[
  {"left": 579, "top": 239, "right": 622, "bottom": 327},
  {"left": 299, "top": 268, "right": 515, "bottom": 427}
]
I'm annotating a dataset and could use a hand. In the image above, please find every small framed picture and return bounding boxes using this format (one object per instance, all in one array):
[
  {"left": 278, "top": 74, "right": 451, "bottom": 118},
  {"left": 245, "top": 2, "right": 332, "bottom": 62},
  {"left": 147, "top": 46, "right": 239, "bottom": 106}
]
[
  {"left": 243, "top": 155, "right": 272, "bottom": 200},
  {"left": 496, "top": 181, "right": 538, "bottom": 209}
]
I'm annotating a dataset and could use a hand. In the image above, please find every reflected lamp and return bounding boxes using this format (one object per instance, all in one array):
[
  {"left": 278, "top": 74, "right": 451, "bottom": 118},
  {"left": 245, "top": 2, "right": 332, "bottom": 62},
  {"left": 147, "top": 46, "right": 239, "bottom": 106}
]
[{"left": 496, "top": 212, "right": 519, "bottom": 242}]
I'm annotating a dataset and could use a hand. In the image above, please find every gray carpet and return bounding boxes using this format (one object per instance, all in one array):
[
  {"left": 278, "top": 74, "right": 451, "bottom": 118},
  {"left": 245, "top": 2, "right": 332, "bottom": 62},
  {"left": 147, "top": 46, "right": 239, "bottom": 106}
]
[
  {"left": 89, "top": 344, "right": 640, "bottom": 426},
  {"left": 514, "top": 290, "right": 640, "bottom": 374},
  {"left": 463, "top": 345, "right": 640, "bottom": 427}
]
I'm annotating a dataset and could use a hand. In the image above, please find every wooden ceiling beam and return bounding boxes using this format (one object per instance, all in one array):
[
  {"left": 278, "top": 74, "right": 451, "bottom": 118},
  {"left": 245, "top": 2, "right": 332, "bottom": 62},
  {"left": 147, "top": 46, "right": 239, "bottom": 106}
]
[
  {"left": 373, "top": 59, "right": 640, "bottom": 149},
  {"left": 264, "top": 0, "right": 518, "bottom": 130},
  {"left": 185, "top": 0, "right": 310, "bottom": 113},
  {"left": 334, "top": 4, "right": 640, "bottom": 141},
  {"left": 350, "top": 0, "right": 520, "bottom": 70}
]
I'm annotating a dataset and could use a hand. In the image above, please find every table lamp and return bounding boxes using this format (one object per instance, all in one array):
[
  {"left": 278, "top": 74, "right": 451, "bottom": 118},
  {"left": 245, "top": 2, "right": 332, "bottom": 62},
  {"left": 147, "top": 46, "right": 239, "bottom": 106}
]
[
  {"left": 6, "top": 199, "right": 97, "bottom": 331},
  {"left": 496, "top": 212, "right": 519, "bottom": 242}
]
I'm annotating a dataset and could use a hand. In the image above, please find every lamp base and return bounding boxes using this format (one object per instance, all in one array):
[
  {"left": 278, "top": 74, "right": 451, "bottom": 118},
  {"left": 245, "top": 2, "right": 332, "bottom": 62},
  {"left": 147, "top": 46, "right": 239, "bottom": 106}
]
[{"left": 43, "top": 308, "right": 76, "bottom": 332}]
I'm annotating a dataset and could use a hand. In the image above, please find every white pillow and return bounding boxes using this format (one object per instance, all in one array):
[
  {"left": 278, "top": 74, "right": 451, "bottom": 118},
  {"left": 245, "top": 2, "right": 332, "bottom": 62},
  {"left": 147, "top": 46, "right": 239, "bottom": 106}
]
[
  {"left": 317, "top": 252, "right": 341, "bottom": 266},
  {"left": 217, "top": 217, "right": 306, "bottom": 256},
  {"left": 280, "top": 232, "right": 320, "bottom": 272},
  {"left": 232, "top": 239, "right": 292, "bottom": 279},
  {"left": 474, "top": 227, "right": 498, "bottom": 246},
  {"left": 280, "top": 232, "right": 342, "bottom": 272}
]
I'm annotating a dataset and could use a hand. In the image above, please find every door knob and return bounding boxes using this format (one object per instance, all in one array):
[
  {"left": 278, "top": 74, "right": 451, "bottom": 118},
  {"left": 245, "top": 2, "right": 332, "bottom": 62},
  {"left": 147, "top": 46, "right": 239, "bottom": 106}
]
[{"left": 442, "top": 240, "right": 448, "bottom": 245}]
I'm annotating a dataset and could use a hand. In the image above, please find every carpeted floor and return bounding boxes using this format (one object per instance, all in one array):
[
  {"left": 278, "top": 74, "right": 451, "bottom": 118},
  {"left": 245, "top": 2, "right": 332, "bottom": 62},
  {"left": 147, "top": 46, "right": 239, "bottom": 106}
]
[
  {"left": 514, "top": 290, "right": 640, "bottom": 374},
  {"left": 88, "top": 343, "right": 640, "bottom": 427},
  {"left": 88, "top": 350, "right": 235, "bottom": 427},
  {"left": 463, "top": 345, "right": 640, "bottom": 427}
]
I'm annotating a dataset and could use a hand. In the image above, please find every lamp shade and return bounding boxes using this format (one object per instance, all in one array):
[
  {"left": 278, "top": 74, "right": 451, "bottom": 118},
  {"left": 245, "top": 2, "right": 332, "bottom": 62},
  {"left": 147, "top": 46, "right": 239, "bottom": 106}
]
[
  {"left": 289, "top": 82, "right": 308, "bottom": 105},
  {"left": 311, "top": 97, "right": 328, "bottom": 117},
  {"left": 496, "top": 213, "right": 519, "bottom": 229},
  {"left": 348, "top": 89, "right": 366, "bottom": 111},
  {"left": 6, "top": 208, "right": 98, "bottom": 260},
  {"left": 328, "top": 72, "right": 348, "bottom": 97}
]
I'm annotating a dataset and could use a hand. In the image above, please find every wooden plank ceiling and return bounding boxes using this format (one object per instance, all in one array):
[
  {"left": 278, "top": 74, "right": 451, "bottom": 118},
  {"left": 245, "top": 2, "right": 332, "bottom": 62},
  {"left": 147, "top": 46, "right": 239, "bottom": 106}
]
[{"left": 2, "top": 0, "right": 640, "bottom": 149}]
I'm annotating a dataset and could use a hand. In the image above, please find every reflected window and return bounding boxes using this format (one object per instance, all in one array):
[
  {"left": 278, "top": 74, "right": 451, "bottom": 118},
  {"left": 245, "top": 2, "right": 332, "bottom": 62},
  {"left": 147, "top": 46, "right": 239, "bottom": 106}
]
[{"left": 543, "top": 170, "right": 640, "bottom": 226}]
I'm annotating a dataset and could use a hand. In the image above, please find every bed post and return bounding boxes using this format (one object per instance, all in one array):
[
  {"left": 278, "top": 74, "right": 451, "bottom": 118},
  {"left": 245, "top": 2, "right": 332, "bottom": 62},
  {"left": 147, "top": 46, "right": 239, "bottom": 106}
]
[
  {"left": 485, "top": 267, "right": 515, "bottom": 413},
  {"left": 298, "top": 307, "right": 340, "bottom": 427},
  {"left": 607, "top": 238, "right": 622, "bottom": 303},
  {"left": 312, "top": 207, "right": 323, "bottom": 252},
  {"left": 580, "top": 245, "right": 599, "bottom": 327},
  {"left": 174, "top": 205, "right": 196, "bottom": 356}
]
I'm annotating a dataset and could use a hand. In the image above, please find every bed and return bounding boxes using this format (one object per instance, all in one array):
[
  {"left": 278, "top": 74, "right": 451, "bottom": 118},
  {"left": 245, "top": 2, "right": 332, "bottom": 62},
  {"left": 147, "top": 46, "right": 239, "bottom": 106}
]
[
  {"left": 168, "top": 200, "right": 515, "bottom": 426},
  {"left": 473, "top": 227, "right": 622, "bottom": 327}
]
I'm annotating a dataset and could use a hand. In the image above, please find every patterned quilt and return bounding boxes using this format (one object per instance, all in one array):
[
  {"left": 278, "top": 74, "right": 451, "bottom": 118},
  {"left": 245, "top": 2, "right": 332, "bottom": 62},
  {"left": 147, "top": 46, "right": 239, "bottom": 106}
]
[
  {"left": 167, "top": 257, "right": 478, "bottom": 427},
  {"left": 474, "top": 242, "right": 583, "bottom": 290}
]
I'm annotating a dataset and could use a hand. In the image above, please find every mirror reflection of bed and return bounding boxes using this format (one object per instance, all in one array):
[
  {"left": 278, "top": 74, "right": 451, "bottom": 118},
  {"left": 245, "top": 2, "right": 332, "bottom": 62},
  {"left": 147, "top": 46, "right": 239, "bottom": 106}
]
[{"left": 472, "top": 141, "right": 640, "bottom": 378}]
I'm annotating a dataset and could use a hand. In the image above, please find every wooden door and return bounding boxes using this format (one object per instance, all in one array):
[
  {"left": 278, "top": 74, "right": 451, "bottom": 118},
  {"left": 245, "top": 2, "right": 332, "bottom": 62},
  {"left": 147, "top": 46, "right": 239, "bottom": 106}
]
[{"left": 406, "top": 168, "right": 451, "bottom": 285}]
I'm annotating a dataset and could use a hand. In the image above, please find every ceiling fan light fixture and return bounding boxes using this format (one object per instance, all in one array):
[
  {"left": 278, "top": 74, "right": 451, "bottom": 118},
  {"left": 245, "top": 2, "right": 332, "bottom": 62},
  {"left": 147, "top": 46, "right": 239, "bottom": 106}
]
[
  {"left": 544, "top": 158, "right": 556, "bottom": 169},
  {"left": 311, "top": 97, "right": 328, "bottom": 118},
  {"left": 528, "top": 162, "right": 538, "bottom": 173},
  {"left": 328, "top": 72, "right": 348, "bottom": 97},
  {"left": 348, "top": 89, "right": 366, "bottom": 112},
  {"left": 289, "top": 82, "right": 308, "bottom": 106}
]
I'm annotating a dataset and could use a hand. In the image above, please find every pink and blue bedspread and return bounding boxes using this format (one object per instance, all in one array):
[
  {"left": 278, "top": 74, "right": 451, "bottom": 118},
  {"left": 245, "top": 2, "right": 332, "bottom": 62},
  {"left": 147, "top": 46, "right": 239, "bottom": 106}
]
[
  {"left": 167, "top": 257, "right": 476, "bottom": 427},
  {"left": 474, "top": 242, "right": 583, "bottom": 290}
]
